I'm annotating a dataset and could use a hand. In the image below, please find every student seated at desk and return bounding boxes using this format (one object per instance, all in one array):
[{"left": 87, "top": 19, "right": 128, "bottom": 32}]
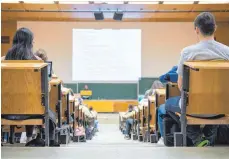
[
  {"left": 144, "top": 80, "right": 164, "bottom": 99},
  {"left": 34, "top": 49, "right": 48, "bottom": 62},
  {"left": 79, "top": 104, "right": 94, "bottom": 119},
  {"left": 2, "top": 28, "right": 59, "bottom": 147},
  {"left": 89, "top": 107, "right": 99, "bottom": 132},
  {"left": 137, "top": 80, "right": 163, "bottom": 110},
  {"left": 122, "top": 105, "right": 135, "bottom": 140},
  {"left": 157, "top": 12, "right": 229, "bottom": 146}
]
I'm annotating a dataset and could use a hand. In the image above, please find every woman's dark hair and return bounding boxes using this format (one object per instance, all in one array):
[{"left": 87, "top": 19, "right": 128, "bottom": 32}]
[{"left": 5, "top": 27, "right": 37, "bottom": 60}]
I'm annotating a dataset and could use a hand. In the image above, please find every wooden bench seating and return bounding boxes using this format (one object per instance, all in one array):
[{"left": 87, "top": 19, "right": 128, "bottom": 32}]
[
  {"left": 174, "top": 61, "right": 229, "bottom": 147},
  {"left": 176, "top": 113, "right": 229, "bottom": 125},
  {"left": 1, "top": 61, "right": 52, "bottom": 146},
  {"left": 61, "top": 88, "right": 71, "bottom": 124}
]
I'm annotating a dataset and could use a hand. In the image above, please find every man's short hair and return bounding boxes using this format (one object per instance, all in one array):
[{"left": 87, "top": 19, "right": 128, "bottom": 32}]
[{"left": 194, "top": 12, "right": 216, "bottom": 36}]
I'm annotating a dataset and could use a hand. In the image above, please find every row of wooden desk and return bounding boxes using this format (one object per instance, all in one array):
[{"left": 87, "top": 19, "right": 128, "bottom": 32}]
[
  {"left": 129, "top": 82, "right": 179, "bottom": 142},
  {"left": 1, "top": 60, "right": 88, "bottom": 146},
  {"left": 120, "top": 61, "right": 229, "bottom": 146}
]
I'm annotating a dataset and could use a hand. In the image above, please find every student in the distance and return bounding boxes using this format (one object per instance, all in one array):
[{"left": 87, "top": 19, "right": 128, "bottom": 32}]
[
  {"left": 144, "top": 80, "right": 164, "bottom": 99},
  {"left": 34, "top": 49, "right": 48, "bottom": 62},
  {"left": 81, "top": 85, "right": 91, "bottom": 99},
  {"left": 122, "top": 105, "right": 135, "bottom": 140},
  {"left": 3, "top": 28, "right": 59, "bottom": 147},
  {"left": 157, "top": 12, "right": 229, "bottom": 146},
  {"left": 89, "top": 106, "right": 99, "bottom": 132},
  {"left": 84, "top": 85, "right": 89, "bottom": 90}
]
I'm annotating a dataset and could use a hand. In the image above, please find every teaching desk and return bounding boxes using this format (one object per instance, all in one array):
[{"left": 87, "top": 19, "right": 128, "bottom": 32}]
[{"left": 83, "top": 100, "right": 138, "bottom": 113}]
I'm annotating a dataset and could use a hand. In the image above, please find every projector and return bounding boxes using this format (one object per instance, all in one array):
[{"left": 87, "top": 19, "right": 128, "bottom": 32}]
[
  {"left": 113, "top": 12, "right": 123, "bottom": 21},
  {"left": 94, "top": 12, "right": 104, "bottom": 20}
]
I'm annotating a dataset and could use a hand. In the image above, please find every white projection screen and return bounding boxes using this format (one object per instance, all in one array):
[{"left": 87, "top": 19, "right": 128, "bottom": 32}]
[{"left": 72, "top": 29, "right": 141, "bottom": 82}]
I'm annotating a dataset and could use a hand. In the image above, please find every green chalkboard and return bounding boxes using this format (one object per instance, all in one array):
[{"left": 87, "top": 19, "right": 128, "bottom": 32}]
[
  {"left": 78, "top": 83, "right": 137, "bottom": 100},
  {"left": 64, "top": 83, "right": 78, "bottom": 93},
  {"left": 64, "top": 77, "right": 160, "bottom": 99}
]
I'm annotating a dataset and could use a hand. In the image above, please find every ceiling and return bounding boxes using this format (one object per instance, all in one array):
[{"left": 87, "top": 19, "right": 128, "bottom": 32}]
[{"left": 2, "top": 2, "right": 229, "bottom": 22}]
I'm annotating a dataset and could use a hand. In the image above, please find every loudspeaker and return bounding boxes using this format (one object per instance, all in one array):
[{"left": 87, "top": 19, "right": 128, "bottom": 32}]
[
  {"left": 94, "top": 12, "right": 104, "bottom": 20},
  {"left": 113, "top": 12, "right": 123, "bottom": 21}
]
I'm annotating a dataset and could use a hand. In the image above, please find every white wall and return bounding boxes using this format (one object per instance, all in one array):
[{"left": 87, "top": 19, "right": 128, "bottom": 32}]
[{"left": 18, "top": 21, "right": 197, "bottom": 83}]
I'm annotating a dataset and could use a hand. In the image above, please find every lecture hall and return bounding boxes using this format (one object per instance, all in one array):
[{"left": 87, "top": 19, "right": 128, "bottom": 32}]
[{"left": 1, "top": 0, "right": 229, "bottom": 159}]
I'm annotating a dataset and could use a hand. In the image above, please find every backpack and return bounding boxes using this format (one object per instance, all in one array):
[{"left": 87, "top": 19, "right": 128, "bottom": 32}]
[
  {"left": 74, "top": 126, "right": 85, "bottom": 136},
  {"left": 163, "top": 115, "right": 180, "bottom": 146},
  {"left": 25, "top": 134, "right": 45, "bottom": 147},
  {"left": 163, "top": 112, "right": 193, "bottom": 146}
]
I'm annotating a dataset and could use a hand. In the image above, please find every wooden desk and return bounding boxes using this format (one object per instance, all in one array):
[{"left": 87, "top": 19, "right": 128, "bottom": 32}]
[
  {"left": 184, "top": 61, "right": 229, "bottom": 114},
  {"left": 69, "top": 96, "right": 76, "bottom": 115},
  {"left": 61, "top": 88, "right": 70, "bottom": 124},
  {"left": 1, "top": 62, "right": 48, "bottom": 115},
  {"left": 155, "top": 89, "right": 166, "bottom": 107},
  {"left": 49, "top": 78, "right": 62, "bottom": 127},
  {"left": 49, "top": 78, "right": 61, "bottom": 113},
  {"left": 165, "top": 82, "right": 180, "bottom": 100},
  {"left": 148, "top": 96, "right": 156, "bottom": 136},
  {"left": 1, "top": 61, "right": 50, "bottom": 146},
  {"left": 176, "top": 61, "right": 229, "bottom": 147}
]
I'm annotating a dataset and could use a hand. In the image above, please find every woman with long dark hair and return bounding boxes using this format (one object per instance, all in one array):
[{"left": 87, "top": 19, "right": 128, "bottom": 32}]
[
  {"left": 3, "top": 28, "right": 59, "bottom": 147},
  {"left": 5, "top": 28, "right": 37, "bottom": 60}
]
